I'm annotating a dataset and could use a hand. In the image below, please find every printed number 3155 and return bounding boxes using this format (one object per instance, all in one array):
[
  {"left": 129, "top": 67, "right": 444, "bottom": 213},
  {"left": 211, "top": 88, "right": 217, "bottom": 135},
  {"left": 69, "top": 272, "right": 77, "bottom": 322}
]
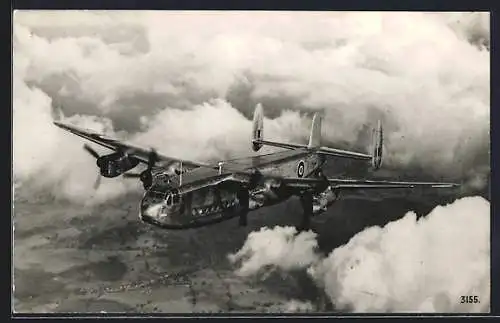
[{"left": 460, "top": 296, "right": 480, "bottom": 304}]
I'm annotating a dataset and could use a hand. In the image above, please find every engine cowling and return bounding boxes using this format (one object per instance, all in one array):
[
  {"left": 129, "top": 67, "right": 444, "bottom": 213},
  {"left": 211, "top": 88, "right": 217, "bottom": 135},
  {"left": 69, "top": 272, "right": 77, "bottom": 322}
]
[
  {"left": 96, "top": 152, "right": 140, "bottom": 178},
  {"left": 312, "top": 186, "right": 340, "bottom": 215}
]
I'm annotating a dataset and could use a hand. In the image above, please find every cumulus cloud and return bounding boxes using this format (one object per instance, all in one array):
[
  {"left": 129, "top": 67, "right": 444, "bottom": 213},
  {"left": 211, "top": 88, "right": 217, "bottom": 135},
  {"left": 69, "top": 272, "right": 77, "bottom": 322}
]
[
  {"left": 228, "top": 226, "right": 320, "bottom": 277},
  {"left": 13, "top": 11, "right": 489, "bottom": 203},
  {"left": 435, "top": 12, "right": 490, "bottom": 50},
  {"left": 230, "top": 196, "right": 490, "bottom": 313}
]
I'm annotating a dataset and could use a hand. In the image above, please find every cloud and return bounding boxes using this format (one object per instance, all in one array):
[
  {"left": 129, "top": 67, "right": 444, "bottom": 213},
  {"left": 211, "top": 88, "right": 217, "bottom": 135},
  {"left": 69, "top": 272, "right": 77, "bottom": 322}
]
[
  {"left": 12, "top": 11, "right": 491, "bottom": 313},
  {"left": 228, "top": 226, "right": 320, "bottom": 277},
  {"left": 231, "top": 196, "right": 490, "bottom": 313},
  {"left": 13, "top": 11, "right": 489, "bottom": 203}
]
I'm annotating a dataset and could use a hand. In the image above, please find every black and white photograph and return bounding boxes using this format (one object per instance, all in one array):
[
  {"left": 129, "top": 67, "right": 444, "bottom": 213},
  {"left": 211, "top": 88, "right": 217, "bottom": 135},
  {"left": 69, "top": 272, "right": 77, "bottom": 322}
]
[{"left": 12, "top": 11, "right": 490, "bottom": 314}]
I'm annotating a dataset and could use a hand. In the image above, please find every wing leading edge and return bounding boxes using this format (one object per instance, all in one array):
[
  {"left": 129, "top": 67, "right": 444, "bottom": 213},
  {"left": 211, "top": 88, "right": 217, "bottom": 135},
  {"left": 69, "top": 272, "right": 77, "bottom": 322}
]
[
  {"left": 53, "top": 121, "right": 213, "bottom": 169},
  {"left": 164, "top": 173, "right": 458, "bottom": 197}
]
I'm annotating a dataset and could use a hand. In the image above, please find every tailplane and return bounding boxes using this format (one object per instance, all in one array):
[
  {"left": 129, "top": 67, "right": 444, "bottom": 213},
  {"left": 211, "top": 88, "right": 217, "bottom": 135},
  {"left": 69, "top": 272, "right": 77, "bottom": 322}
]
[{"left": 250, "top": 104, "right": 380, "bottom": 168}]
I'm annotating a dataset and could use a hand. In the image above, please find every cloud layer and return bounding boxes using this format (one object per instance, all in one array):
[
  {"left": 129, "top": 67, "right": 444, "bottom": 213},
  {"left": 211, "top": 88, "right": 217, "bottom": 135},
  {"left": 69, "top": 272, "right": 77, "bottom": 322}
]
[
  {"left": 13, "top": 11, "right": 489, "bottom": 203},
  {"left": 230, "top": 196, "right": 490, "bottom": 313},
  {"left": 13, "top": 10, "right": 491, "bottom": 314}
]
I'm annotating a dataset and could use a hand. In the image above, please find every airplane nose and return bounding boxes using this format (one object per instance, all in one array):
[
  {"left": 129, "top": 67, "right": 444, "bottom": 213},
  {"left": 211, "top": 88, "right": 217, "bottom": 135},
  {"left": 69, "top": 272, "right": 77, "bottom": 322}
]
[
  {"left": 140, "top": 201, "right": 175, "bottom": 225},
  {"left": 143, "top": 203, "right": 164, "bottom": 218},
  {"left": 139, "top": 193, "right": 184, "bottom": 228},
  {"left": 140, "top": 193, "right": 167, "bottom": 219}
]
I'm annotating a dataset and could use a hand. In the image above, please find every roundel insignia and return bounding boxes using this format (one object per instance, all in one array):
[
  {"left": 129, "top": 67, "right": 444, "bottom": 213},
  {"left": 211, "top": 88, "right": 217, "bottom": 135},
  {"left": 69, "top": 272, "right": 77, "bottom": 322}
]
[{"left": 297, "top": 160, "right": 305, "bottom": 178}]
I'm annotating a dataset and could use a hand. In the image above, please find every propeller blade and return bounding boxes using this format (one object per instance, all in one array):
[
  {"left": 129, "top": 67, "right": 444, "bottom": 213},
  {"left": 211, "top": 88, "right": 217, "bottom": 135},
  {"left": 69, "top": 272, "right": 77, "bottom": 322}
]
[
  {"left": 123, "top": 173, "right": 142, "bottom": 178},
  {"left": 93, "top": 173, "right": 102, "bottom": 190},
  {"left": 148, "top": 149, "right": 158, "bottom": 168},
  {"left": 83, "top": 144, "right": 100, "bottom": 159},
  {"left": 143, "top": 149, "right": 158, "bottom": 178}
]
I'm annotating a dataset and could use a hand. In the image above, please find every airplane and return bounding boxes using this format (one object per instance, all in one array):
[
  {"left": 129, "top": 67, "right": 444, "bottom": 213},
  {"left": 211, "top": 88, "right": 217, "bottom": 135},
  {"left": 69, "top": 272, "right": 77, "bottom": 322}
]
[{"left": 53, "top": 104, "right": 458, "bottom": 231}]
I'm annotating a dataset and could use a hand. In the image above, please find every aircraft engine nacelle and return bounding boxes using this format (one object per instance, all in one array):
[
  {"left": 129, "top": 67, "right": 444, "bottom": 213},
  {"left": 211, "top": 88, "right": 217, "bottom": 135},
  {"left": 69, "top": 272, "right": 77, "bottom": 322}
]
[
  {"left": 96, "top": 152, "right": 140, "bottom": 178},
  {"left": 312, "top": 186, "right": 340, "bottom": 216}
]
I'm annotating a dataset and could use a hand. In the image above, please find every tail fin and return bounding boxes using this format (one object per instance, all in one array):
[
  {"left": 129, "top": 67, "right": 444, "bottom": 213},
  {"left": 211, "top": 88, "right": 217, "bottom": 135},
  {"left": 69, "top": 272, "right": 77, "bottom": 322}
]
[
  {"left": 308, "top": 113, "right": 322, "bottom": 149},
  {"left": 371, "top": 120, "right": 383, "bottom": 170},
  {"left": 252, "top": 103, "right": 264, "bottom": 151}
]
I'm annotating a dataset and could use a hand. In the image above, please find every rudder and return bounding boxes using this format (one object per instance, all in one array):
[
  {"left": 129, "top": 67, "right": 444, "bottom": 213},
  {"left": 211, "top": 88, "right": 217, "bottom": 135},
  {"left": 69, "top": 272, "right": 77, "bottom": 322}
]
[
  {"left": 252, "top": 103, "right": 264, "bottom": 151},
  {"left": 308, "top": 113, "right": 322, "bottom": 149},
  {"left": 371, "top": 120, "right": 383, "bottom": 170}
]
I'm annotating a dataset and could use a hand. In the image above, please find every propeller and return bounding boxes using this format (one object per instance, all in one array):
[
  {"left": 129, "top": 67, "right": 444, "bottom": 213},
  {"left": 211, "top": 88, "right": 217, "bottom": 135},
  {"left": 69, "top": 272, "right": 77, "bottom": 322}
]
[
  {"left": 83, "top": 144, "right": 103, "bottom": 190},
  {"left": 123, "top": 173, "right": 141, "bottom": 178},
  {"left": 123, "top": 148, "right": 158, "bottom": 189},
  {"left": 83, "top": 144, "right": 100, "bottom": 159},
  {"left": 93, "top": 173, "right": 102, "bottom": 189},
  {"left": 146, "top": 149, "right": 159, "bottom": 171}
]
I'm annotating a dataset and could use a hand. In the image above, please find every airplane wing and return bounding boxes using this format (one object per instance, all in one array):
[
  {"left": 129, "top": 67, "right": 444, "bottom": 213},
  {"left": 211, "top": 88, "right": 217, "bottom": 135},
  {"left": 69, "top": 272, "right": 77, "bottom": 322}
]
[
  {"left": 53, "top": 121, "right": 213, "bottom": 169},
  {"left": 279, "top": 177, "right": 459, "bottom": 190},
  {"left": 164, "top": 174, "right": 459, "bottom": 204}
]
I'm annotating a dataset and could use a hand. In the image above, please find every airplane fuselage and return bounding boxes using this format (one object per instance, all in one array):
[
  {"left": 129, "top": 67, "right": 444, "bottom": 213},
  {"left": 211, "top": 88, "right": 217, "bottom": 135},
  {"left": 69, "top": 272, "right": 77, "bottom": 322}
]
[{"left": 139, "top": 149, "right": 329, "bottom": 229}]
